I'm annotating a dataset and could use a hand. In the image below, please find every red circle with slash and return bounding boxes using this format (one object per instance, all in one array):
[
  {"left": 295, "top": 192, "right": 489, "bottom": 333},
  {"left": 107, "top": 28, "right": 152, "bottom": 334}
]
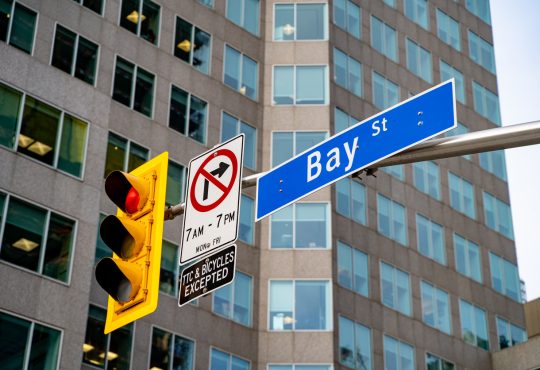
[{"left": 190, "top": 149, "right": 238, "bottom": 212}]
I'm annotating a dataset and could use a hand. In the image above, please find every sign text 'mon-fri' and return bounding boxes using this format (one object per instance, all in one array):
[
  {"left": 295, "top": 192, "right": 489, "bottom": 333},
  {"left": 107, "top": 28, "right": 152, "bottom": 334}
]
[
  {"left": 256, "top": 79, "right": 457, "bottom": 220},
  {"left": 180, "top": 134, "right": 244, "bottom": 264}
]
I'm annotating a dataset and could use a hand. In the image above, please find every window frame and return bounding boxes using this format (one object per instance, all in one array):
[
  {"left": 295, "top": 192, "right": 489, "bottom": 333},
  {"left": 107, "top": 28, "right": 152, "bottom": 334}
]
[
  {"left": 223, "top": 44, "right": 259, "bottom": 101},
  {"left": 0, "top": 308, "right": 64, "bottom": 370},
  {"left": 383, "top": 334, "right": 415, "bottom": 370},
  {"left": 412, "top": 161, "right": 441, "bottom": 200},
  {"left": 370, "top": 15, "right": 398, "bottom": 62},
  {"left": 333, "top": 0, "right": 361, "bottom": 38},
  {"left": 420, "top": 280, "right": 452, "bottom": 334},
  {"left": 404, "top": 0, "right": 429, "bottom": 29},
  {"left": 104, "top": 130, "right": 150, "bottom": 177},
  {"left": 453, "top": 233, "right": 482, "bottom": 283},
  {"left": 439, "top": 60, "right": 465, "bottom": 104},
  {"left": 425, "top": 352, "right": 455, "bottom": 370},
  {"left": 239, "top": 194, "right": 255, "bottom": 245},
  {"left": 50, "top": 22, "right": 100, "bottom": 86},
  {"left": 0, "top": 81, "right": 90, "bottom": 179},
  {"left": 379, "top": 261, "right": 412, "bottom": 316},
  {"left": 212, "top": 269, "right": 253, "bottom": 327},
  {"left": 338, "top": 315, "right": 372, "bottom": 370},
  {"left": 1, "top": 0, "right": 38, "bottom": 55},
  {"left": 0, "top": 191, "right": 78, "bottom": 286},
  {"left": 495, "top": 316, "right": 527, "bottom": 350},
  {"left": 335, "top": 177, "right": 367, "bottom": 225},
  {"left": 333, "top": 47, "right": 362, "bottom": 97},
  {"left": 220, "top": 111, "right": 257, "bottom": 170},
  {"left": 489, "top": 251, "right": 520, "bottom": 301},
  {"left": 337, "top": 240, "right": 369, "bottom": 297},
  {"left": 147, "top": 324, "right": 196, "bottom": 370},
  {"left": 273, "top": 3, "right": 329, "bottom": 41},
  {"left": 118, "top": 0, "right": 161, "bottom": 46},
  {"left": 225, "top": 0, "right": 260, "bottom": 36},
  {"left": 167, "top": 83, "right": 209, "bottom": 144},
  {"left": 269, "top": 202, "right": 331, "bottom": 249},
  {"left": 376, "top": 193, "right": 408, "bottom": 246},
  {"left": 209, "top": 346, "right": 251, "bottom": 370},
  {"left": 435, "top": 8, "right": 461, "bottom": 51},
  {"left": 272, "top": 64, "right": 329, "bottom": 106},
  {"left": 406, "top": 38, "right": 433, "bottom": 83},
  {"left": 372, "top": 71, "right": 400, "bottom": 110},
  {"left": 458, "top": 298, "right": 490, "bottom": 351},
  {"left": 483, "top": 192, "right": 514, "bottom": 240},
  {"left": 448, "top": 172, "right": 476, "bottom": 219},
  {"left": 172, "top": 14, "right": 212, "bottom": 74},
  {"left": 111, "top": 54, "right": 156, "bottom": 118},
  {"left": 415, "top": 213, "right": 446, "bottom": 265},
  {"left": 472, "top": 80, "right": 501, "bottom": 125},
  {"left": 270, "top": 130, "right": 328, "bottom": 168},
  {"left": 72, "top": 0, "right": 105, "bottom": 15},
  {"left": 268, "top": 279, "right": 333, "bottom": 331},
  {"left": 83, "top": 303, "right": 135, "bottom": 369},
  {"left": 468, "top": 30, "right": 496, "bottom": 74}
]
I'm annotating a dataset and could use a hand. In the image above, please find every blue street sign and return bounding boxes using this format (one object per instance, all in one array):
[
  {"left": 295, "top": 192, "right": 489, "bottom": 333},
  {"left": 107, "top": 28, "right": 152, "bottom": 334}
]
[{"left": 256, "top": 79, "right": 456, "bottom": 221}]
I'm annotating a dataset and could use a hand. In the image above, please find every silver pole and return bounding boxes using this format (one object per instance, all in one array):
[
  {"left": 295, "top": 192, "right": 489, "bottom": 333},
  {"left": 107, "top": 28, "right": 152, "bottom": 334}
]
[{"left": 164, "top": 120, "right": 540, "bottom": 220}]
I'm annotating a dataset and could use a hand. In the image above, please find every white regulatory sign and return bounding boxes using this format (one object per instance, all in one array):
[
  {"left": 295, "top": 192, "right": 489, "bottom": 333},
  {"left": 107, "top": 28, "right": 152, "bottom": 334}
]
[{"left": 180, "top": 134, "right": 244, "bottom": 264}]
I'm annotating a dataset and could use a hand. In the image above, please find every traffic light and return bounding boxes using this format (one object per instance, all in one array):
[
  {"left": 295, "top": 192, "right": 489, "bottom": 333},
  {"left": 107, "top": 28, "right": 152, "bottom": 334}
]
[{"left": 95, "top": 152, "right": 168, "bottom": 333}]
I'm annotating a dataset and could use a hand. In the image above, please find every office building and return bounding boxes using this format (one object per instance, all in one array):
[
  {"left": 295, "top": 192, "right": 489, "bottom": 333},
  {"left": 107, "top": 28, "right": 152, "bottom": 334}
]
[{"left": 0, "top": 0, "right": 525, "bottom": 369}]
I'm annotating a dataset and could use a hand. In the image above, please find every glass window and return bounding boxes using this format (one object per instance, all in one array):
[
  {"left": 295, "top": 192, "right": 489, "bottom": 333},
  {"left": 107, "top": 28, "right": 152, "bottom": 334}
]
[
  {"left": 404, "top": 0, "right": 428, "bottom": 29},
  {"left": 103, "top": 132, "right": 149, "bottom": 178},
  {"left": 210, "top": 348, "right": 250, "bottom": 370},
  {"left": 483, "top": 192, "right": 514, "bottom": 240},
  {"left": 213, "top": 271, "right": 252, "bottom": 326},
  {"left": 333, "top": 0, "right": 360, "bottom": 38},
  {"left": 112, "top": 56, "right": 155, "bottom": 117},
  {"left": 445, "top": 122, "right": 470, "bottom": 160},
  {"left": 226, "top": 0, "right": 260, "bottom": 36},
  {"left": 383, "top": 335, "right": 415, "bottom": 370},
  {"left": 337, "top": 241, "right": 368, "bottom": 297},
  {"left": 381, "top": 165, "right": 404, "bottom": 181},
  {"left": 489, "top": 252, "right": 520, "bottom": 302},
  {"left": 453, "top": 233, "right": 482, "bottom": 283},
  {"left": 271, "top": 203, "right": 330, "bottom": 249},
  {"left": 334, "top": 48, "right": 362, "bottom": 97},
  {"left": 273, "top": 65, "right": 328, "bottom": 105},
  {"left": 377, "top": 194, "right": 407, "bottom": 246},
  {"left": 459, "top": 299, "right": 489, "bottom": 350},
  {"left": 436, "top": 9, "right": 460, "bottom": 51},
  {"left": 169, "top": 84, "right": 208, "bottom": 144},
  {"left": 413, "top": 161, "right": 440, "bottom": 199},
  {"left": 274, "top": 3, "right": 327, "bottom": 41},
  {"left": 371, "top": 16, "right": 397, "bottom": 62},
  {"left": 479, "top": 150, "right": 507, "bottom": 181},
  {"left": 465, "top": 0, "right": 491, "bottom": 24},
  {"left": 440, "top": 61, "right": 465, "bottom": 104},
  {"left": 166, "top": 160, "right": 186, "bottom": 206},
  {"left": 224, "top": 45, "right": 258, "bottom": 100},
  {"left": 416, "top": 214, "right": 445, "bottom": 265},
  {"left": 384, "top": 0, "right": 396, "bottom": 7},
  {"left": 119, "top": 0, "right": 160, "bottom": 45},
  {"left": 269, "top": 280, "right": 331, "bottom": 331},
  {"left": 221, "top": 112, "right": 257, "bottom": 170},
  {"left": 406, "top": 39, "right": 432, "bottom": 83},
  {"left": 336, "top": 178, "right": 366, "bottom": 225},
  {"left": 372, "top": 72, "right": 399, "bottom": 110},
  {"left": 72, "top": 0, "right": 104, "bottom": 14},
  {"left": 0, "top": 311, "right": 61, "bottom": 370},
  {"left": 94, "top": 213, "right": 109, "bottom": 263},
  {"left": 160, "top": 240, "right": 179, "bottom": 296},
  {"left": 83, "top": 305, "right": 133, "bottom": 369},
  {"left": 380, "top": 262, "right": 411, "bottom": 316},
  {"left": 334, "top": 107, "right": 359, "bottom": 133},
  {"left": 0, "top": 1, "right": 37, "bottom": 54},
  {"left": 468, "top": 31, "right": 496, "bottom": 74},
  {"left": 0, "top": 83, "right": 89, "bottom": 177},
  {"left": 272, "top": 131, "right": 327, "bottom": 167},
  {"left": 174, "top": 16, "right": 211, "bottom": 74},
  {"left": 0, "top": 194, "right": 76, "bottom": 282},
  {"left": 52, "top": 24, "right": 99, "bottom": 85},
  {"left": 472, "top": 81, "right": 501, "bottom": 125},
  {"left": 426, "top": 353, "right": 455, "bottom": 370},
  {"left": 149, "top": 327, "right": 194, "bottom": 370},
  {"left": 496, "top": 317, "right": 527, "bottom": 350},
  {"left": 339, "top": 316, "right": 371, "bottom": 370},
  {"left": 448, "top": 172, "right": 476, "bottom": 219},
  {"left": 239, "top": 195, "right": 255, "bottom": 245},
  {"left": 421, "top": 281, "right": 451, "bottom": 334},
  {"left": 198, "top": 0, "right": 213, "bottom": 7}
]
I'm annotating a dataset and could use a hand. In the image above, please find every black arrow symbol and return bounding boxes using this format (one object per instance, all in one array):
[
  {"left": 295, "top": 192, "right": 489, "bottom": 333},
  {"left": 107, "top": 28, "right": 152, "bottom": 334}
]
[{"left": 203, "top": 162, "right": 230, "bottom": 201}]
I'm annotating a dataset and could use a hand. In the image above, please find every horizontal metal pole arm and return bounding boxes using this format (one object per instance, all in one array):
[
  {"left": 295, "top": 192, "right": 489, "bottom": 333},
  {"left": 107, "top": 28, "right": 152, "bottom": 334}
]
[
  {"left": 165, "top": 120, "right": 540, "bottom": 220},
  {"left": 367, "top": 119, "right": 540, "bottom": 168}
]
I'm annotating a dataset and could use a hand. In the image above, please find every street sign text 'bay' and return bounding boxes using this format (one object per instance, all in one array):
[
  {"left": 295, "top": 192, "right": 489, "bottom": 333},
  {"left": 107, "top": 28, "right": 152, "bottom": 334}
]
[{"left": 256, "top": 79, "right": 456, "bottom": 220}]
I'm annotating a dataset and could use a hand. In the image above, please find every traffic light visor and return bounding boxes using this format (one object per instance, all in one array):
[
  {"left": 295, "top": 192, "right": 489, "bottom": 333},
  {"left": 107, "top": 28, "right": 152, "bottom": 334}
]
[
  {"left": 99, "top": 215, "right": 145, "bottom": 259},
  {"left": 105, "top": 171, "right": 149, "bottom": 214},
  {"left": 95, "top": 258, "right": 142, "bottom": 303}
]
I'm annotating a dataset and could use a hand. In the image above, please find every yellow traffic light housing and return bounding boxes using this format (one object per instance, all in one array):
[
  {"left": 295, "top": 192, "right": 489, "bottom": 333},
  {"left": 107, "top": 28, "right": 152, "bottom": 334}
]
[{"left": 95, "top": 152, "right": 168, "bottom": 333}]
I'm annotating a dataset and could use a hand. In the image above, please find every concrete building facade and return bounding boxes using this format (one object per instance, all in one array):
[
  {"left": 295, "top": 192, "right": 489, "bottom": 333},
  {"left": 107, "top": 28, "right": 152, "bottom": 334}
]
[{"left": 0, "top": 0, "right": 527, "bottom": 369}]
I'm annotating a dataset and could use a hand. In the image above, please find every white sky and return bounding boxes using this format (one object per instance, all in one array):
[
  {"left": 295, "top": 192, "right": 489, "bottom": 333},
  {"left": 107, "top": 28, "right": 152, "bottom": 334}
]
[{"left": 491, "top": 0, "right": 540, "bottom": 301}]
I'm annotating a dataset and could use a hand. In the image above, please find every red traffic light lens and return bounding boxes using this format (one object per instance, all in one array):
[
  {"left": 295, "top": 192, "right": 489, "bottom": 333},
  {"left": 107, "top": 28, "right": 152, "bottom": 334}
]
[{"left": 125, "top": 187, "right": 140, "bottom": 214}]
